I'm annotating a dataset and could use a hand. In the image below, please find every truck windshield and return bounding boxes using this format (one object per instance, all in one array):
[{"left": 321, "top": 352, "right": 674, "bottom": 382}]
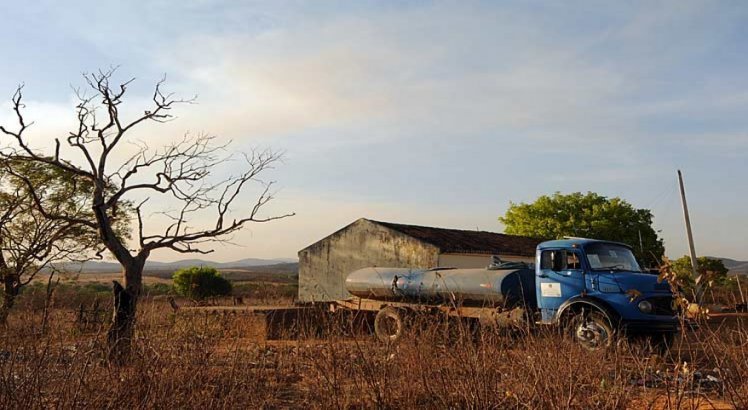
[{"left": 585, "top": 243, "right": 642, "bottom": 272}]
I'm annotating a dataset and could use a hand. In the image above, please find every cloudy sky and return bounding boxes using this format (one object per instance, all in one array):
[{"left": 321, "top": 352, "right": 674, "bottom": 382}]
[{"left": 1, "top": 1, "right": 747, "bottom": 262}]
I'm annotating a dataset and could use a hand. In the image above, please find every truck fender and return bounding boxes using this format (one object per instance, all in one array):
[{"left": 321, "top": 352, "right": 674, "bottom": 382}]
[{"left": 556, "top": 296, "right": 620, "bottom": 328}]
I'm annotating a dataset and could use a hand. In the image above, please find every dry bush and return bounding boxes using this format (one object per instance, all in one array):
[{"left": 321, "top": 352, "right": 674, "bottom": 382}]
[{"left": 0, "top": 299, "right": 746, "bottom": 409}]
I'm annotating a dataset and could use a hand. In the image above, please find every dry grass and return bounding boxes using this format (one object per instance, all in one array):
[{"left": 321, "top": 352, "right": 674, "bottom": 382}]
[
  {"left": 1, "top": 296, "right": 746, "bottom": 409},
  {"left": 31, "top": 272, "right": 173, "bottom": 285}
]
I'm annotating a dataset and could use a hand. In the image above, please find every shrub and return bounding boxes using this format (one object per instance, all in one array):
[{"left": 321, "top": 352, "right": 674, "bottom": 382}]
[
  {"left": 672, "top": 255, "right": 730, "bottom": 291},
  {"left": 172, "top": 266, "right": 232, "bottom": 300}
]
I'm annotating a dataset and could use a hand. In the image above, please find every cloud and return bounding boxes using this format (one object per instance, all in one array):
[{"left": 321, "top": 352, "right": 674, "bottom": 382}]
[
  {"left": 12, "top": 2, "right": 746, "bottom": 157},
  {"left": 3, "top": 1, "right": 748, "bottom": 260},
  {"left": 148, "top": 6, "right": 631, "bottom": 144},
  {"left": 135, "top": 1, "right": 748, "bottom": 164}
]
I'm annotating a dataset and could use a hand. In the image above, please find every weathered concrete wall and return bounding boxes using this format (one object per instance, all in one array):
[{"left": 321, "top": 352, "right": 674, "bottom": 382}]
[
  {"left": 298, "top": 219, "right": 439, "bottom": 302},
  {"left": 438, "top": 253, "right": 534, "bottom": 269}
]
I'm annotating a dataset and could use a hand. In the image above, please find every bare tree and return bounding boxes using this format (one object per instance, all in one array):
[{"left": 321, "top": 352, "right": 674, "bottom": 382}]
[{"left": 0, "top": 69, "right": 293, "bottom": 361}]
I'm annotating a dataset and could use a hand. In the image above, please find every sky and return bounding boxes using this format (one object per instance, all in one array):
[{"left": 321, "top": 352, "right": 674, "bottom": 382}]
[{"left": 0, "top": 1, "right": 747, "bottom": 262}]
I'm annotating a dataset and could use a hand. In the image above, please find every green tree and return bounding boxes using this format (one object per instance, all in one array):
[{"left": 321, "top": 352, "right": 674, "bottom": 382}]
[
  {"left": 671, "top": 256, "right": 729, "bottom": 293},
  {"left": 172, "top": 266, "right": 232, "bottom": 301},
  {"left": 499, "top": 192, "right": 664, "bottom": 266},
  {"left": 0, "top": 159, "right": 109, "bottom": 324}
]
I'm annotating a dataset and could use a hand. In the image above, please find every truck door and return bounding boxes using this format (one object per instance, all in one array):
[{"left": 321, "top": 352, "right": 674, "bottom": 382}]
[{"left": 536, "top": 249, "right": 585, "bottom": 322}]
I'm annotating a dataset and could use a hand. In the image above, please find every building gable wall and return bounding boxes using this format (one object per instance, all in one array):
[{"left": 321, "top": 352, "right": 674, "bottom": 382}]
[{"left": 298, "top": 219, "right": 439, "bottom": 302}]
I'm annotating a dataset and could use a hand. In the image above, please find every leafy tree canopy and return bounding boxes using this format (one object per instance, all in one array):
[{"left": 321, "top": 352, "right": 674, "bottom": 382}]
[
  {"left": 0, "top": 158, "right": 126, "bottom": 322},
  {"left": 0, "top": 158, "right": 103, "bottom": 271},
  {"left": 172, "top": 266, "right": 232, "bottom": 300},
  {"left": 1, "top": 158, "right": 131, "bottom": 245},
  {"left": 499, "top": 192, "right": 664, "bottom": 266}
]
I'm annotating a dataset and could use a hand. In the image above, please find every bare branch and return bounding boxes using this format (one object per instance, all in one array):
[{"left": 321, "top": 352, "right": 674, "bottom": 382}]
[{"left": 140, "top": 149, "right": 295, "bottom": 254}]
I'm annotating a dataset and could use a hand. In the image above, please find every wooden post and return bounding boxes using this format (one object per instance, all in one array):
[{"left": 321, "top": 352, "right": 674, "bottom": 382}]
[
  {"left": 78, "top": 303, "right": 85, "bottom": 327},
  {"left": 638, "top": 229, "right": 644, "bottom": 256},
  {"left": 736, "top": 276, "right": 746, "bottom": 306},
  {"left": 93, "top": 299, "right": 100, "bottom": 320},
  {"left": 108, "top": 281, "right": 135, "bottom": 364}
]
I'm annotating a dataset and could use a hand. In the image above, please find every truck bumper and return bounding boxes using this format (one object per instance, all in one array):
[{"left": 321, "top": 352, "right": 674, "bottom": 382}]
[{"left": 621, "top": 319, "right": 679, "bottom": 334}]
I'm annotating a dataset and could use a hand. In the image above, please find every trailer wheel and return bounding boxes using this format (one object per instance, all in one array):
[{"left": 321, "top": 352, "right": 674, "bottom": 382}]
[
  {"left": 374, "top": 307, "right": 405, "bottom": 343},
  {"left": 568, "top": 311, "right": 614, "bottom": 351}
]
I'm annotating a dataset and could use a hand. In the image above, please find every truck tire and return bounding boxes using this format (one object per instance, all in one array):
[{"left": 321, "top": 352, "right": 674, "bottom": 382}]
[
  {"left": 568, "top": 311, "right": 614, "bottom": 351},
  {"left": 374, "top": 306, "right": 406, "bottom": 343}
]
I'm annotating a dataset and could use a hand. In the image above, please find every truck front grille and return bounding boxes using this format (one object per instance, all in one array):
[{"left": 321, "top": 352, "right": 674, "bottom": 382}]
[{"left": 649, "top": 296, "right": 676, "bottom": 316}]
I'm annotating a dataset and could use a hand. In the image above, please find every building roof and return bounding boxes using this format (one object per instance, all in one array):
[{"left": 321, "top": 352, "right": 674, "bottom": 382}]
[{"left": 372, "top": 219, "right": 542, "bottom": 257}]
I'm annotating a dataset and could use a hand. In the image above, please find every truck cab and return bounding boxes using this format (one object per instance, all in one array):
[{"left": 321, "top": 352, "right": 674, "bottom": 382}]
[{"left": 535, "top": 238, "right": 679, "bottom": 350}]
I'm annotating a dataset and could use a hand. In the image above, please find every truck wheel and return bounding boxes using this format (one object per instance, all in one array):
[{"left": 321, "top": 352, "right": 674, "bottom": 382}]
[
  {"left": 569, "top": 311, "right": 614, "bottom": 351},
  {"left": 374, "top": 307, "right": 405, "bottom": 343}
]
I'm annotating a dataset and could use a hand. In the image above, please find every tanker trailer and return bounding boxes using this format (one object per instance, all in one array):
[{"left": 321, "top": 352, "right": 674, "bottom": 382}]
[
  {"left": 336, "top": 239, "right": 681, "bottom": 350},
  {"left": 343, "top": 266, "right": 536, "bottom": 342}
]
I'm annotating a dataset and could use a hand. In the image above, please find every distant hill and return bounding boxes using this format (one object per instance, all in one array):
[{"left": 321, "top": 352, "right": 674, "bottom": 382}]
[
  {"left": 55, "top": 257, "right": 298, "bottom": 273},
  {"left": 713, "top": 257, "right": 748, "bottom": 275},
  {"left": 144, "top": 262, "right": 299, "bottom": 281}
]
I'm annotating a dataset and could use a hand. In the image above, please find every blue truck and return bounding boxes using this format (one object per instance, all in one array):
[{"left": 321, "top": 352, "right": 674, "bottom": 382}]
[{"left": 341, "top": 238, "right": 680, "bottom": 350}]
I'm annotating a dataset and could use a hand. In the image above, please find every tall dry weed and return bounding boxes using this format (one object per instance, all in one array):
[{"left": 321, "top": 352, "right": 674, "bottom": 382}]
[{"left": 0, "top": 297, "right": 745, "bottom": 409}]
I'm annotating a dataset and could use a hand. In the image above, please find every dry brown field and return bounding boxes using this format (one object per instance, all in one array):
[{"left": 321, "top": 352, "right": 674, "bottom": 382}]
[
  {"left": 48, "top": 272, "right": 173, "bottom": 285},
  {"left": 1, "top": 286, "right": 746, "bottom": 410}
]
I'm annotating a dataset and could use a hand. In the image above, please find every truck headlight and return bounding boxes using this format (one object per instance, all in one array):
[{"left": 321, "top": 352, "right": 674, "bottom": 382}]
[{"left": 638, "top": 300, "right": 653, "bottom": 314}]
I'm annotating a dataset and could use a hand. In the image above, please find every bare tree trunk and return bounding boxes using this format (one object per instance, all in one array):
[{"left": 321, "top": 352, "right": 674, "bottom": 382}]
[
  {"left": 41, "top": 272, "right": 59, "bottom": 334},
  {"left": 0, "top": 256, "right": 12, "bottom": 326},
  {"left": 0, "top": 280, "right": 17, "bottom": 326},
  {"left": 0, "top": 297, "right": 12, "bottom": 326},
  {"left": 107, "top": 257, "right": 145, "bottom": 364}
]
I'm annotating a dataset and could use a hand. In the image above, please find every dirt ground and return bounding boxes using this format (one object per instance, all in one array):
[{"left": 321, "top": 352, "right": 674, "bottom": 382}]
[{"left": 1, "top": 297, "right": 746, "bottom": 409}]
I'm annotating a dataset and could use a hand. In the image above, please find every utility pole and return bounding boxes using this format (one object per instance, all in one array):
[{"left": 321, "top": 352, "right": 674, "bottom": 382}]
[
  {"left": 736, "top": 276, "right": 746, "bottom": 307},
  {"left": 678, "top": 170, "right": 701, "bottom": 302}
]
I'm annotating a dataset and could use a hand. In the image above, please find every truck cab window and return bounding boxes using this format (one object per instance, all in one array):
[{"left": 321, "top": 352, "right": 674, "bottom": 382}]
[
  {"left": 541, "top": 250, "right": 581, "bottom": 271},
  {"left": 540, "top": 250, "right": 578, "bottom": 272},
  {"left": 585, "top": 243, "right": 642, "bottom": 272},
  {"left": 540, "top": 250, "right": 553, "bottom": 270},
  {"left": 566, "top": 252, "right": 581, "bottom": 270}
]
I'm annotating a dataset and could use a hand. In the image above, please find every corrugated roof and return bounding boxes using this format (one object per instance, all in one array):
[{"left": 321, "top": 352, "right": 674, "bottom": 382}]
[{"left": 372, "top": 219, "right": 542, "bottom": 257}]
